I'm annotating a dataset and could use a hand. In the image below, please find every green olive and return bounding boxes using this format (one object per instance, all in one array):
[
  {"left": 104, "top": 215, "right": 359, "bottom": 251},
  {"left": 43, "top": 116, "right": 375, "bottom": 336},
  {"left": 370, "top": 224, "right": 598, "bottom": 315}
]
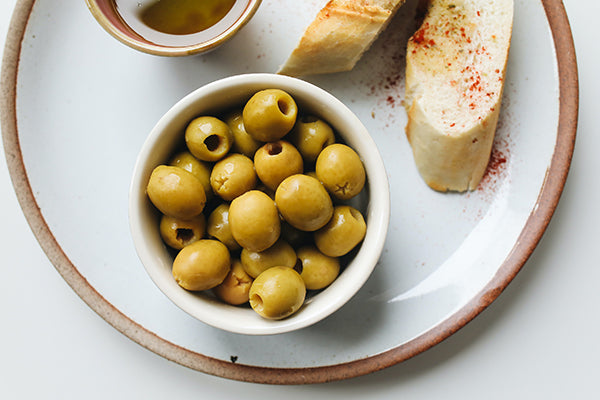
[
  {"left": 206, "top": 203, "right": 240, "bottom": 252},
  {"left": 210, "top": 153, "right": 257, "bottom": 201},
  {"left": 314, "top": 205, "right": 366, "bottom": 257},
  {"left": 212, "top": 259, "right": 253, "bottom": 305},
  {"left": 242, "top": 89, "right": 298, "bottom": 142},
  {"left": 289, "top": 116, "right": 335, "bottom": 163},
  {"left": 296, "top": 246, "right": 340, "bottom": 290},
  {"left": 229, "top": 190, "right": 281, "bottom": 252},
  {"left": 254, "top": 141, "right": 303, "bottom": 190},
  {"left": 240, "top": 239, "right": 297, "bottom": 278},
  {"left": 169, "top": 151, "right": 213, "bottom": 201},
  {"left": 185, "top": 116, "right": 233, "bottom": 162},
  {"left": 224, "top": 109, "right": 262, "bottom": 158},
  {"left": 275, "top": 174, "right": 333, "bottom": 231},
  {"left": 249, "top": 267, "right": 306, "bottom": 320},
  {"left": 159, "top": 214, "right": 205, "bottom": 250},
  {"left": 146, "top": 165, "right": 206, "bottom": 219},
  {"left": 315, "top": 143, "right": 366, "bottom": 200},
  {"left": 172, "top": 239, "right": 231, "bottom": 291}
]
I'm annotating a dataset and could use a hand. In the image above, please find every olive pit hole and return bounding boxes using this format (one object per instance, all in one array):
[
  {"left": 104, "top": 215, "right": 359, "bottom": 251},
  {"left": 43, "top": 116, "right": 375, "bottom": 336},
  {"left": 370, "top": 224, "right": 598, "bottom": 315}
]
[
  {"left": 250, "top": 294, "right": 263, "bottom": 309},
  {"left": 204, "top": 134, "right": 221, "bottom": 151},
  {"left": 277, "top": 99, "right": 291, "bottom": 115},
  {"left": 266, "top": 142, "right": 283, "bottom": 155},
  {"left": 176, "top": 228, "right": 195, "bottom": 243}
]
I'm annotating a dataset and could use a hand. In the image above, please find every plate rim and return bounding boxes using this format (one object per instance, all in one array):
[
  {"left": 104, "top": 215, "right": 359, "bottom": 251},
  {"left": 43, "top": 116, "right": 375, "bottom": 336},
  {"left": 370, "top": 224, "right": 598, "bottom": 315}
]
[{"left": 0, "top": 0, "right": 578, "bottom": 385}]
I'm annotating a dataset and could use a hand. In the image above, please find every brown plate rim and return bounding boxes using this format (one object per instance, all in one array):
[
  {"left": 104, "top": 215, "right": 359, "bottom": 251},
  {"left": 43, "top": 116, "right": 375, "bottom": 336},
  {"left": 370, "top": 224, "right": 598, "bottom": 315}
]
[{"left": 0, "top": 0, "right": 578, "bottom": 385}]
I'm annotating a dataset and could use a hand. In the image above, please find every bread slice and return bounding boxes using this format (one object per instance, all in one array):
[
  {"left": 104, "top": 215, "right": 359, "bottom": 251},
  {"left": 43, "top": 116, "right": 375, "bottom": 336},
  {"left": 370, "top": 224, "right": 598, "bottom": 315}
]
[
  {"left": 278, "top": 0, "right": 406, "bottom": 77},
  {"left": 404, "top": 0, "right": 514, "bottom": 192}
]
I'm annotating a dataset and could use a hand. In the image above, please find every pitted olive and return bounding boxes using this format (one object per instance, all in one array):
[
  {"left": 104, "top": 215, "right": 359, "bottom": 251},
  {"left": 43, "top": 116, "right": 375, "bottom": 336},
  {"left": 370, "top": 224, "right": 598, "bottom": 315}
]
[
  {"left": 210, "top": 153, "right": 257, "bottom": 201},
  {"left": 172, "top": 239, "right": 231, "bottom": 291},
  {"left": 169, "top": 151, "right": 213, "bottom": 201},
  {"left": 212, "top": 259, "right": 253, "bottom": 305},
  {"left": 289, "top": 116, "right": 335, "bottom": 163},
  {"left": 185, "top": 116, "right": 233, "bottom": 162},
  {"left": 242, "top": 89, "right": 297, "bottom": 142},
  {"left": 275, "top": 174, "right": 333, "bottom": 231},
  {"left": 314, "top": 205, "right": 366, "bottom": 257},
  {"left": 229, "top": 190, "right": 281, "bottom": 252},
  {"left": 296, "top": 246, "right": 340, "bottom": 290},
  {"left": 224, "top": 109, "right": 262, "bottom": 158},
  {"left": 241, "top": 239, "right": 297, "bottom": 278},
  {"left": 159, "top": 214, "right": 205, "bottom": 250},
  {"left": 249, "top": 267, "right": 306, "bottom": 320},
  {"left": 315, "top": 143, "right": 365, "bottom": 200},
  {"left": 254, "top": 141, "right": 303, "bottom": 190},
  {"left": 206, "top": 203, "right": 241, "bottom": 252},
  {"left": 146, "top": 165, "right": 206, "bottom": 219}
]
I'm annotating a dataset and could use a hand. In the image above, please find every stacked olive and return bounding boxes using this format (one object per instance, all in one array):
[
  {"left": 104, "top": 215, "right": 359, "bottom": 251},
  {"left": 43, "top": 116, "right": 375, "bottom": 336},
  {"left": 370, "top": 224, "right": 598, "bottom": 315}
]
[{"left": 146, "top": 89, "right": 367, "bottom": 320}]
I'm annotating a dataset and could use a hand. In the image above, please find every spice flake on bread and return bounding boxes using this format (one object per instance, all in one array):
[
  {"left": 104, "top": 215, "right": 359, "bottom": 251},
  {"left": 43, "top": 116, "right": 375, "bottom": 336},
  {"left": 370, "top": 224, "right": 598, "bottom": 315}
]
[
  {"left": 278, "top": 0, "right": 407, "bottom": 77},
  {"left": 404, "top": 0, "right": 514, "bottom": 192}
]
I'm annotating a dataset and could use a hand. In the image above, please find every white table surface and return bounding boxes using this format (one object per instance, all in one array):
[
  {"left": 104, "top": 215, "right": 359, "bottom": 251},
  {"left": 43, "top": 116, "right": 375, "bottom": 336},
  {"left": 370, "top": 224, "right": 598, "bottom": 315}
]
[{"left": 1, "top": 1, "right": 597, "bottom": 398}]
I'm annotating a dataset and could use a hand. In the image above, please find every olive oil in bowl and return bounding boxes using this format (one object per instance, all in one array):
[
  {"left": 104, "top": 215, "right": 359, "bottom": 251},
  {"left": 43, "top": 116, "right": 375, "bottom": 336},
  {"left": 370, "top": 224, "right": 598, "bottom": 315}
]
[{"left": 113, "top": 0, "right": 244, "bottom": 47}]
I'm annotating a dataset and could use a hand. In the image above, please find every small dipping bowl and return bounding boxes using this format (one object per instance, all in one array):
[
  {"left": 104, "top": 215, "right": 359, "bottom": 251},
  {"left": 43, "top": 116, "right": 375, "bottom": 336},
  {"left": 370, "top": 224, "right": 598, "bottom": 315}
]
[
  {"left": 129, "top": 73, "right": 390, "bottom": 335},
  {"left": 85, "top": 0, "right": 262, "bottom": 56}
]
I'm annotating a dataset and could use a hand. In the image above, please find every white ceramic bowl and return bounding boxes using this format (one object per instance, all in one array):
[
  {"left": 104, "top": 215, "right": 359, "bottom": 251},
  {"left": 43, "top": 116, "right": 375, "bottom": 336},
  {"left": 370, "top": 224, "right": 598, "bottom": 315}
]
[{"left": 129, "top": 73, "right": 390, "bottom": 335}]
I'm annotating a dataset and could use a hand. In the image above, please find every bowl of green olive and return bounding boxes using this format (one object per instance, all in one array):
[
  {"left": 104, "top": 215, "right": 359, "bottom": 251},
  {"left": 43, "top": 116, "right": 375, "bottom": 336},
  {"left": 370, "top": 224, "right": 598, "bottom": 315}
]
[{"left": 129, "top": 73, "right": 390, "bottom": 335}]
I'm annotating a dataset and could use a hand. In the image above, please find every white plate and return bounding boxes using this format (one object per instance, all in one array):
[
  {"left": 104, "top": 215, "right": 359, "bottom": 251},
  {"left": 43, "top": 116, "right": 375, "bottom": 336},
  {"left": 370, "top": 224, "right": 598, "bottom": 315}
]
[{"left": 0, "top": 0, "right": 577, "bottom": 384}]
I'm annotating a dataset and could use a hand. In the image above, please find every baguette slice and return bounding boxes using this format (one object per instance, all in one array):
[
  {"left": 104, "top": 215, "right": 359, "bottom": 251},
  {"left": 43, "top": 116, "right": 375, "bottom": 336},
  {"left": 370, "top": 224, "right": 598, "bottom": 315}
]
[
  {"left": 404, "top": 0, "right": 514, "bottom": 192},
  {"left": 278, "top": 0, "right": 406, "bottom": 77}
]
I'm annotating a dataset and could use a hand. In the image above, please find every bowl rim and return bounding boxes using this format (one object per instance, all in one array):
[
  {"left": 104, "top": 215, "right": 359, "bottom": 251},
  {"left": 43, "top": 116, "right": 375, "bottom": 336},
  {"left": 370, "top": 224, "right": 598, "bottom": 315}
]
[
  {"left": 128, "top": 73, "right": 391, "bottom": 335},
  {"left": 84, "top": 0, "right": 263, "bottom": 57}
]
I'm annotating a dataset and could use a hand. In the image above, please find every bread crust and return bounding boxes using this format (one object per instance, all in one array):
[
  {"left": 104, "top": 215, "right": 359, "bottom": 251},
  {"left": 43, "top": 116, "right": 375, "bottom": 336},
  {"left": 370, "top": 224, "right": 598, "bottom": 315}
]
[
  {"left": 278, "top": 0, "right": 406, "bottom": 77},
  {"left": 405, "top": 0, "right": 514, "bottom": 192}
]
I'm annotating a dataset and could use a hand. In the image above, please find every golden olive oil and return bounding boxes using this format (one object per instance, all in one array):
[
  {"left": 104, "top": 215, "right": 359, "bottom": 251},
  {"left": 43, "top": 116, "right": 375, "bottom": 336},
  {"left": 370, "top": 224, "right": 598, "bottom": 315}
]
[{"left": 114, "top": 0, "right": 239, "bottom": 47}]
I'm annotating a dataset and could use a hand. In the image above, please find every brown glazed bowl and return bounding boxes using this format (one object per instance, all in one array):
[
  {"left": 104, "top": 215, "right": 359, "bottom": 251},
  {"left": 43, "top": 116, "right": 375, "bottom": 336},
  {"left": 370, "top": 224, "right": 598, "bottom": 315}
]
[{"left": 85, "top": 0, "right": 262, "bottom": 56}]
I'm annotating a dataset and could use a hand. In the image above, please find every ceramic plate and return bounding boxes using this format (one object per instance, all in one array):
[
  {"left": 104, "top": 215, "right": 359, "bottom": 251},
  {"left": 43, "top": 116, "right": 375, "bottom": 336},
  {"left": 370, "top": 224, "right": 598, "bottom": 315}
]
[{"left": 1, "top": 0, "right": 577, "bottom": 384}]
